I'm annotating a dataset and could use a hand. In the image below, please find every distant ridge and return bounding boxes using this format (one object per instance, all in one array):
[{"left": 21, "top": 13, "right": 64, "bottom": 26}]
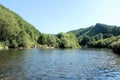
[{"left": 69, "top": 23, "right": 120, "bottom": 37}]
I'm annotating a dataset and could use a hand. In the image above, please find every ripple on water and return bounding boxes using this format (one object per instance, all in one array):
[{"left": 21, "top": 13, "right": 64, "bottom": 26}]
[{"left": 0, "top": 49, "right": 120, "bottom": 80}]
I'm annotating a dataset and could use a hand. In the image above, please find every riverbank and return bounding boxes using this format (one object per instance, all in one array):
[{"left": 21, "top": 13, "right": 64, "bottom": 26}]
[
  {"left": 0, "top": 45, "right": 55, "bottom": 50},
  {"left": 0, "top": 44, "right": 119, "bottom": 54},
  {"left": 0, "top": 46, "right": 8, "bottom": 50}
]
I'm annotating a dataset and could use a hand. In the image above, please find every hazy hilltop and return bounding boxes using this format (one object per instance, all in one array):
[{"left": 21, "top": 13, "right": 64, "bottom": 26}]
[{"left": 0, "top": 4, "right": 40, "bottom": 48}]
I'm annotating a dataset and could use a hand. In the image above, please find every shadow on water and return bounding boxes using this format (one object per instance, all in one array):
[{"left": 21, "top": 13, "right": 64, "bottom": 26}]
[{"left": 113, "top": 51, "right": 120, "bottom": 57}]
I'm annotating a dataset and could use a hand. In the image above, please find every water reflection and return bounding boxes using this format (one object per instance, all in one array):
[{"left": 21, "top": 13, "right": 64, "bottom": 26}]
[{"left": 0, "top": 49, "right": 120, "bottom": 80}]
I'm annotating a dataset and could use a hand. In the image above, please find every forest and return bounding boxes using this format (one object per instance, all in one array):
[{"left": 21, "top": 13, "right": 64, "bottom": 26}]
[{"left": 0, "top": 4, "right": 120, "bottom": 53}]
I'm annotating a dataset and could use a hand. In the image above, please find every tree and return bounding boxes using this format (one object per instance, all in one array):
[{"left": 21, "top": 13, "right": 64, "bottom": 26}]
[
  {"left": 80, "top": 36, "right": 90, "bottom": 46},
  {"left": 0, "top": 4, "right": 40, "bottom": 48},
  {"left": 56, "top": 33, "right": 80, "bottom": 48},
  {"left": 11, "top": 40, "right": 18, "bottom": 48},
  {"left": 38, "top": 34, "right": 57, "bottom": 47}
]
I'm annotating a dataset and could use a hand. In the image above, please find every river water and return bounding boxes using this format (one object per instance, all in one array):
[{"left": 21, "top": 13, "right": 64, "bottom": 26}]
[{"left": 0, "top": 48, "right": 120, "bottom": 80}]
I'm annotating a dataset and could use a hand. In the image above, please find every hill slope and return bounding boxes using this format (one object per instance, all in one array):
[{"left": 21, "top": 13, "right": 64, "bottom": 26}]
[
  {"left": 69, "top": 23, "right": 120, "bottom": 37},
  {"left": 69, "top": 23, "right": 120, "bottom": 53},
  {"left": 0, "top": 4, "right": 40, "bottom": 48}
]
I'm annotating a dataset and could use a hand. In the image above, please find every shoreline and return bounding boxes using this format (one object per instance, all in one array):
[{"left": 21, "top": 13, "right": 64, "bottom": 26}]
[{"left": 0, "top": 45, "right": 119, "bottom": 54}]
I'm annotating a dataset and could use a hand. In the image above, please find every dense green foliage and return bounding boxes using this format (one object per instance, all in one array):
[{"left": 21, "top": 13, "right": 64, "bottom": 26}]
[
  {"left": 38, "top": 33, "right": 80, "bottom": 48},
  {"left": 88, "top": 36, "right": 120, "bottom": 48},
  {"left": 70, "top": 23, "right": 120, "bottom": 37},
  {"left": 1, "top": 4, "right": 120, "bottom": 52},
  {"left": 109, "top": 39, "right": 120, "bottom": 53},
  {"left": 37, "top": 34, "right": 57, "bottom": 47},
  {"left": 0, "top": 4, "right": 80, "bottom": 49},
  {"left": 0, "top": 4, "right": 40, "bottom": 48},
  {"left": 70, "top": 23, "right": 120, "bottom": 52},
  {"left": 56, "top": 33, "right": 80, "bottom": 48}
]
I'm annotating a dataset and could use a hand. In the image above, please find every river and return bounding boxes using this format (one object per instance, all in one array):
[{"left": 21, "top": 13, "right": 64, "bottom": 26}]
[{"left": 0, "top": 48, "right": 120, "bottom": 80}]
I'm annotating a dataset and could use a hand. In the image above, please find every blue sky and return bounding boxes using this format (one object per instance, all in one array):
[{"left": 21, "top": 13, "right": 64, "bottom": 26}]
[{"left": 0, "top": 0, "right": 120, "bottom": 34}]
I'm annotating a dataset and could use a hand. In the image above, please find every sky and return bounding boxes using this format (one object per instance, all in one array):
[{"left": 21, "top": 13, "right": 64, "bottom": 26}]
[{"left": 0, "top": 0, "right": 120, "bottom": 34}]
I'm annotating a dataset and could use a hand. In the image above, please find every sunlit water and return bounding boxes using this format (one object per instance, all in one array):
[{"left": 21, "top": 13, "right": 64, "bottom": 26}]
[{"left": 0, "top": 48, "right": 120, "bottom": 80}]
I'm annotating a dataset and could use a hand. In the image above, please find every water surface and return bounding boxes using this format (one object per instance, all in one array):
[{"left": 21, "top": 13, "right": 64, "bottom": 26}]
[{"left": 0, "top": 48, "right": 120, "bottom": 80}]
